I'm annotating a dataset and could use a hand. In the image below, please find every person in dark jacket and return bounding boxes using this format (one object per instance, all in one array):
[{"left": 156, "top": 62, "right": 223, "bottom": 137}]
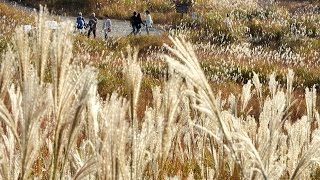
[
  {"left": 136, "top": 13, "right": 145, "bottom": 34},
  {"left": 88, "top": 13, "right": 98, "bottom": 38},
  {"left": 130, "top": 11, "right": 138, "bottom": 34}
]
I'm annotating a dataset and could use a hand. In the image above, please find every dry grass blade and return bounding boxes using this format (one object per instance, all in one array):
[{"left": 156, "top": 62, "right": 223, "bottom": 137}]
[
  {"left": 163, "top": 36, "right": 237, "bottom": 165},
  {"left": 72, "top": 156, "right": 97, "bottom": 180}
]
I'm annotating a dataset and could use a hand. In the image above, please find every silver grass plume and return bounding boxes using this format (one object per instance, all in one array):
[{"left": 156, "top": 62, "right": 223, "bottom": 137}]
[
  {"left": 33, "top": 6, "right": 52, "bottom": 84},
  {"left": 0, "top": 121, "right": 19, "bottom": 179},
  {"left": 305, "top": 86, "right": 317, "bottom": 123},
  {"left": 255, "top": 90, "right": 287, "bottom": 179},
  {"left": 241, "top": 80, "right": 252, "bottom": 113},
  {"left": 253, "top": 72, "right": 263, "bottom": 110},
  {"left": 0, "top": 68, "right": 52, "bottom": 179},
  {"left": 10, "top": 7, "right": 99, "bottom": 179},
  {"left": 144, "top": 76, "right": 186, "bottom": 179},
  {"left": 0, "top": 48, "right": 17, "bottom": 99},
  {"left": 96, "top": 93, "right": 129, "bottom": 179},
  {"left": 12, "top": 6, "right": 51, "bottom": 86},
  {"left": 158, "top": 76, "right": 182, "bottom": 170},
  {"left": 1, "top": 4, "right": 96, "bottom": 180},
  {"left": 122, "top": 47, "right": 143, "bottom": 180},
  {"left": 86, "top": 83, "right": 100, "bottom": 143},
  {"left": 286, "top": 69, "right": 294, "bottom": 107},
  {"left": 268, "top": 72, "right": 278, "bottom": 98},
  {"left": 13, "top": 25, "right": 31, "bottom": 86},
  {"left": 285, "top": 117, "right": 320, "bottom": 179},
  {"left": 228, "top": 93, "right": 237, "bottom": 116},
  {"left": 50, "top": 64, "right": 97, "bottom": 179},
  {"left": 19, "top": 68, "right": 52, "bottom": 179},
  {"left": 123, "top": 47, "right": 142, "bottom": 120},
  {"left": 163, "top": 36, "right": 240, "bottom": 176}
]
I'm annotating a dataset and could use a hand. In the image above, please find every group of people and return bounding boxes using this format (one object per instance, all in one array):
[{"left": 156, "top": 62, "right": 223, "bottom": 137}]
[
  {"left": 76, "top": 12, "right": 111, "bottom": 39},
  {"left": 130, "top": 10, "right": 153, "bottom": 35},
  {"left": 75, "top": 10, "right": 153, "bottom": 39}
]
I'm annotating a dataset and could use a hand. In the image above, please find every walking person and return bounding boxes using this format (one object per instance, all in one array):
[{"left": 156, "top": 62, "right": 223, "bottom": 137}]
[
  {"left": 136, "top": 13, "right": 145, "bottom": 34},
  {"left": 130, "top": 12, "right": 138, "bottom": 35},
  {"left": 103, "top": 15, "right": 112, "bottom": 40},
  {"left": 191, "top": 11, "right": 197, "bottom": 29},
  {"left": 76, "top": 12, "right": 86, "bottom": 33},
  {"left": 88, "top": 13, "right": 98, "bottom": 38},
  {"left": 145, "top": 10, "right": 153, "bottom": 34},
  {"left": 224, "top": 13, "right": 233, "bottom": 32}
]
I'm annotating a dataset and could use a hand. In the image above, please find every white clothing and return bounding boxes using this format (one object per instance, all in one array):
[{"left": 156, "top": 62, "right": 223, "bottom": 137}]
[
  {"left": 103, "top": 18, "right": 112, "bottom": 31},
  {"left": 146, "top": 14, "right": 153, "bottom": 27},
  {"left": 224, "top": 17, "right": 233, "bottom": 31},
  {"left": 23, "top": 25, "right": 32, "bottom": 32},
  {"left": 103, "top": 18, "right": 112, "bottom": 39}
]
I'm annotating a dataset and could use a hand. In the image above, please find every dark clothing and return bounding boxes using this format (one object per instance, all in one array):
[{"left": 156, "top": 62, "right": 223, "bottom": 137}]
[
  {"left": 136, "top": 16, "right": 144, "bottom": 30},
  {"left": 131, "top": 15, "right": 138, "bottom": 26},
  {"left": 88, "top": 17, "right": 98, "bottom": 30},
  {"left": 130, "top": 15, "right": 138, "bottom": 34},
  {"left": 88, "top": 29, "right": 96, "bottom": 38},
  {"left": 88, "top": 17, "right": 97, "bottom": 38},
  {"left": 136, "top": 16, "right": 144, "bottom": 33}
]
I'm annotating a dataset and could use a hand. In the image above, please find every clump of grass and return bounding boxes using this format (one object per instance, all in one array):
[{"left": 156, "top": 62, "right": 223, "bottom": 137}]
[
  {"left": 164, "top": 36, "right": 320, "bottom": 179},
  {"left": 0, "top": 3, "right": 34, "bottom": 34},
  {"left": 0, "top": 3, "right": 35, "bottom": 52}
]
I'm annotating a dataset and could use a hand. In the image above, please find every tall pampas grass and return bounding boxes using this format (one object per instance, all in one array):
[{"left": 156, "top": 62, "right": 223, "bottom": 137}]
[
  {"left": 122, "top": 47, "right": 143, "bottom": 180},
  {"left": 163, "top": 36, "right": 320, "bottom": 179},
  {"left": 0, "top": 6, "right": 98, "bottom": 179},
  {"left": 1, "top": 6, "right": 320, "bottom": 179},
  {"left": 163, "top": 35, "right": 237, "bottom": 160}
]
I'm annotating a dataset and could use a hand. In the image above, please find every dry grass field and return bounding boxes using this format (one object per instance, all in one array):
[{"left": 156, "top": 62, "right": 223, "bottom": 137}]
[{"left": 1, "top": 0, "right": 320, "bottom": 179}]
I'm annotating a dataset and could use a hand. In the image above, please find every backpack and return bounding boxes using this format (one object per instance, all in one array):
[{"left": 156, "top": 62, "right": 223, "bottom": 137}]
[{"left": 76, "top": 17, "right": 84, "bottom": 29}]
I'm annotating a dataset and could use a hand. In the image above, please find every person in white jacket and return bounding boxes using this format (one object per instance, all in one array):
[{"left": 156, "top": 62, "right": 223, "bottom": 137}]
[
  {"left": 103, "top": 15, "right": 112, "bottom": 39},
  {"left": 145, "top": 10, "right": 153, "bottom": 34},
  {"left": 224, "top": 13, "right": 233, "bottom": 32}
]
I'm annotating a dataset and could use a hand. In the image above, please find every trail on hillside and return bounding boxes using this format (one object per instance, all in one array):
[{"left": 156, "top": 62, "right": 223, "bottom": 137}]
[
  {"left": 66, "top": 17, "right": 163, "bottom": 38},
  {"left": 1, "top": 0, "right": 164, "bottom": 38}
]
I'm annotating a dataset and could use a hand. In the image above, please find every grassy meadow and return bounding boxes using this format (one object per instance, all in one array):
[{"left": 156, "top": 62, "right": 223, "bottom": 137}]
[{"left": 1, "top": 0, "right": 320, "bottom": 179}]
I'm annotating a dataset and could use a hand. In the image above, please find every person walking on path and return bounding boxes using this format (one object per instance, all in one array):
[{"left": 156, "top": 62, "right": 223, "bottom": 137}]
[
  {"left": 145, "top": 10, "right": 153, "bottom": 34},
  {"left": 76, "top": 12, "right": 86, "bottom": 33},
  {"left": 136, "top": 13, "right": 145, "bottom": 34},
  {"left": 224, "top": 13, "right": 233, "bottom": 32},
  {"left": 130, "top": 11, "right": 138, "bottom": 34},
  {"left": 88, "top": 13, "right": 98, "bottom": 38},
  {"left": 103, "top": 15, "right": 112, "bottom": 39}
]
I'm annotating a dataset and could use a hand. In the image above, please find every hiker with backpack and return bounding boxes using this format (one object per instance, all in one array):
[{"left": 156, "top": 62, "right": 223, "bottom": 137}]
[
  {"left": 76, "top": 12, "right": 86, "bottom": 33},
  {"left": 88, "top": 13, "right": 98, "bottom": 38},
  {"left": 103, "top": 15, "right": 112, "bottom": 39}
]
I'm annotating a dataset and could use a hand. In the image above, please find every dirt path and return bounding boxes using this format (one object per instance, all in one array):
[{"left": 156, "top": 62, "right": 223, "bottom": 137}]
[{"left": 2, "top": 0, "right": 164, "bottom": 38}]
